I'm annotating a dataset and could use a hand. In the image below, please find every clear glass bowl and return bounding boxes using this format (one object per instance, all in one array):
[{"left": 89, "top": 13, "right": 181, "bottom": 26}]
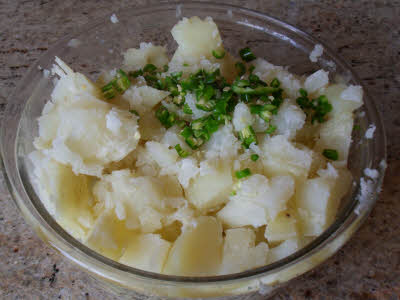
[{"left": 0, "top": 2, "right": 386, "bottom": 299}]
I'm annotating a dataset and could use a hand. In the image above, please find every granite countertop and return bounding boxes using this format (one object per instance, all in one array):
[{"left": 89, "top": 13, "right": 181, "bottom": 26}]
[{"left": 1, "top": 0, "right": 399, "bottom": 299}]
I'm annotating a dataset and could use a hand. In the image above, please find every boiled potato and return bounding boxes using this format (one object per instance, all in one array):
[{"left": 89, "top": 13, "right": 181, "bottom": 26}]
[
  {"left": 322, "top": 84, "right": 363, "bottom": 115},
  {"left": 29, "top": 151, "right": 95, "bottom": 241},
  {"left": 220, "top": 228, "right": 269, "bottom": 275},
  {"left": 296, "top": 164, "right": 352, "bottom": 236},
  {"left": 93, "top": 170, "right": 172, "bottom": 232},
  {"left": 261, "top": 135, "right": 313, "bottom": 180},
  {"left": 35, "top": 95, "right": 140, "bottom": 177},
  {"left": 268, "top": 238, "right": 299, "bottom": 263},
  {"left": 163, "top": 216, "right": 223, "bottom": 276},
  {"left": 265, "top": 210, "right": 298, "bottom": 243},
  {"left": 169, "top": 17, "right": 236, "bottom": 81},
  {"left": 123, "top": 42, "right": 169, "bottom": 71},
  {"left": 85, "top": 209, "right": 135, "bottom": 260},
  {"left": 272, "top": 100, "right": 306, "bottom": 140},
  {"left": 217, "top": 199, "right": 268, "bottom": 228},
  {"left": 185, "top": 163, "right": 232, "bottom": 211},
  {"left": 119, "top": 234, "right": 171, "bottom": 273},
  {"left": 122, "top": 86, "right": 170, "bottom": 114},
  {"left": 314, "top": 112, "right": 353, "bottom": 162},
  {"left": 217, "top": 174, "right": 294, "bottom": 227}
]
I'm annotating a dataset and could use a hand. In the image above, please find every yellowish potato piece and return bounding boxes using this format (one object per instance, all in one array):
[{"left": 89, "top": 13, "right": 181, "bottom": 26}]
[
  {"left": 217, "top": 199, "right": 268, "bottom": 228},
  {"left": 314, "top": 112, "right": 353, "bottom": 162},
  {"left": 220, "top": 228, "right": 269, "bottom": 275},
  {"left": 169, "top": 17, "right": 236, "bottom": 81},
  {"left": 323, "top": 84, "right": 363, "bottom": 115},
  {"left": 296, "top": 164, "right": 352, "bottom": 236},
  {"left": 122, "top": 86, "right": 170, "bottom": 114},
  {"left": 123, "top": 42, "right": 169, "bottom": 71},
  {"left": 171, "top": 16, "right": 222, "bottom": 62},
  {"left": 261, "top": 135, "right": 313, "bottom": 180},
  {"left": 119, "top": 234, "right": 171, "bottom": 273},
  {"left": 93, "top": 170, "right": 174, "bottom": 233},
  {"left": 265, "top": 211, "right": 298, "bottom": 243},
  {"left": 34, "top": 59, "right": 141, "bottom": 177},
  {"left": 267, "top": 238, "right": 299, "bottom": 264},
  {"left": 163, "top": 216, "right": 223, "bottom": 276},
  {"left": 85, "top": 209, "right": 135, "bottom": 260},
  {"left": 185, "top": 164, "right": 232, "bottom": 211},
  {"left": 29, "top": 151, "right": 95, "bottom": 241}
]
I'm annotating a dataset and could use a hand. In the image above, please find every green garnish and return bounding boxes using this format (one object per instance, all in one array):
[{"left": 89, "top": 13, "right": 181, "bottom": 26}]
[
  {"left": 129, "top": 109, "right": 139, "bottom": 116},
  {"left": 322, "top": 149, "right": 339, "bottom": 161},
  {"left": 296, "top": 89, "right": 332, "bottom": 123},
  {"left": 163, "top": 65, "right": 169, "bottom": 72},
  {"left": 235, "top": 168, "right": 252, "bottom": 179},
  {"left": 129, "top": 69, "right": 143, "bottom": 78},
  {"left": 239, "top": 47, "right": 256, "bottom": 62},
  {"left": 101, "top": 80, "right": 117, "bottom": 100},
  {"left": 143, "top": 63, "right": 157, "bottom": 73},
  {"left": 183, "top": 103, "right": 193, "bottom": 114},
  {"left": 212, "top": 49, "right": 225, "bottom": 59},
  {"left": 155, "top": 106, "right": 176, "bottom": 129},
  {"left": 183, "top": 63, "right": 189, "bottom": 67},
  {"left": 250, "top": 154, "right": 259, "bottom": 161},
  {"left": 248, "top": 65, "right": 255, "bottom": 74},
  {"left": 353, "top": 124, "right": 361, "bottom": 131},
  {"left": 312, "top": 95, "right": 332, "bottom": 123},
  {"left": 239, "top": 125, "right": 257, "bottom": 149},
  {"left": 270, "top": 78, "right": 281, "bottom": 88},
  {"left": 265, "top": 125, "right": 277, "bottom": 134},
  {"left": 235, "top": 62, "right": 246, "bottom": 77},
  {"left": 101, "top": 69, "right": 131, "bottom": 99},
  {"left": 259, "top": 110, "right": 272, "bottom": 122},
  {"left": 175, "top": 144, "right": 191, "bottom": 158}
]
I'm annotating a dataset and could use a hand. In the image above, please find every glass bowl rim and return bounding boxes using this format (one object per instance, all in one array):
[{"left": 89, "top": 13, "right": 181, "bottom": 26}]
[{"left": 0, "top": 0, "right": 387, "bottom": 286}]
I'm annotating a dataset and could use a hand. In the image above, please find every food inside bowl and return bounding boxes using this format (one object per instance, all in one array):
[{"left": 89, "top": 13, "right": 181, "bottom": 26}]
[{"left": 29, "top": 16, "right": 363, "bottom": 276}]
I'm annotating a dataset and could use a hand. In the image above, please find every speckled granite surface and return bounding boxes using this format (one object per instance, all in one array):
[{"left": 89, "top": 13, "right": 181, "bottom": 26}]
[{"left": 0, "top": 0, "right": 399, "bottom": 299}]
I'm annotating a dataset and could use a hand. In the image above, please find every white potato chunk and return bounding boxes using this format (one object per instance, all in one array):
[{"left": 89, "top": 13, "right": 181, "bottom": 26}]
[
  {"left": 29, "top": 151, "right": 95, "bottom": 241},
  {"left": 234, "top": 174, "right": 294, "bottom": 220},
  {"left": 268, "top": 238, "right": 299, "bottom": 263},
  {"left": 93, "top": 170, "right": 175, "bottom": 232},
  {"left": 119, "top": 234, "right": 171, "bottom": 273},
  {"left": 220, "top": 228, "right": 269, "bottom": 275},
  {"left": 161, "top": 126, "right": 191, "bottom": 152},
  {"left": 217, "top": 199, "right": 268, "bottom": 228},
  {"left": 304, "top": 69, "right": 329, "bottom": 93},
  {"left": 272, "top": 100, "right": 306, "bottom": 139},
  {"left": 232, "top": 102, "right": 254, "bottom": 132},
  {"left": 296, "top": 164, "right": 352, "bottom": 236},
  {"left": 123, "top": 42, "right": 169, "bottom": 71},
  {"left": 265, "top": 211, "right": 298, "bottom": 243},
  {"left": 186, "top": 163, "right": 232, "bottom": 211},
  {"left": 171, "top": 16, "right": 222, "bottom": 63},
  {"left": 85, "top": 209, "right": 136, "bottom": 260},
  {"left": 314, "top": 112, "right": 353, "bottom": 162},
  {"left": 169, "top": 17, "right": 236, "bottom": 81},
  {"left": 261, "top": 135, "right": 313, "bottom": 179},
  {"left": 122, "top": 86, "right": 170, "bottom": 114},
  {"left": 251, "top": 58, "right": 301, "bottom": 98},
  {"left": 217, "top": 174, "right": 294, "bottom": 227},
  {"left": 35, "top": 60, "right": 141, "bottom": 177},
  {"left": 204, "top": 124, "right": 241, "bottom": 161},
  {"left": 50, "top": 57, "right": 101, "bottom": 102},
  {"left": 323, "top": 84, "right": 363, "bottom": 115},
  {"left": 164, "top": 216, "right": 223, "bottom": 276}
]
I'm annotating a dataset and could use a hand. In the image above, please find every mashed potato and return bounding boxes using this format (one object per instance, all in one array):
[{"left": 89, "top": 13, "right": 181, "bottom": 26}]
[{"left": 30, "top": 16, "right": 362, "bottom": 276}]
